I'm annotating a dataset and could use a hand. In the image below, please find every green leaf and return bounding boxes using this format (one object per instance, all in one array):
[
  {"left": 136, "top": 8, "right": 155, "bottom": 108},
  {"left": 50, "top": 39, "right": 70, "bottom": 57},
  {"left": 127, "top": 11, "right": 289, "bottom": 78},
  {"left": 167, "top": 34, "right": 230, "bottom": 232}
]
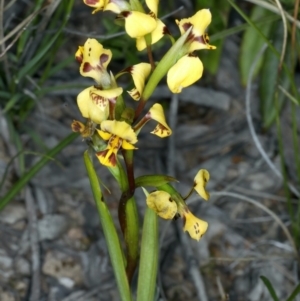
[
  {"left": 239, "top": 5, "right": 274, "bottom": 85},
  {"left": 286, "top": 283, "right": 300, "bottom": 301},
  {"left": 259, "top": 23, "right": 292, "bottom": 128},
  {"left": 137, "top": 201, "right": 158, "bottom": 301},
  {"left": 135, "top": 175, "right": 177, "bottom": 188},
  {"left": 83, "top": 151, "right": 132, "bottom": 301},
  {"left": 260, "top": 276, "right": 280, "bottom": 301}
]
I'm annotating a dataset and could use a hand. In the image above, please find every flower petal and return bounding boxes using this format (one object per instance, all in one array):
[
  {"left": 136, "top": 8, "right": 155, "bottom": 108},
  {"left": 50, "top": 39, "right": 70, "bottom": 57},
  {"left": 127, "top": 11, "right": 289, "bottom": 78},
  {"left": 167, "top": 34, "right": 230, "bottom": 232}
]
[
  {"left": 194, "top": 169, "right": 210, "bottom": 200},
  {"left": 183, "top": 209, "right": 208, "bottom": 241},
  {"left": 176, "top": 9, "right": 216, "bottom": 52},
  {"left": 84, "top": 0, "right": 107, "bottom": 13},
  {"left": 77, "top": 87, "right": 109, "bottom": 124},
  {"left": 127, "top": 63, "right": 151, "bottom": 100},
  {"left": 101, "top": 120, "right": 138, "bottom": 144},
  {"left": 145, "top": 0, "right": 159, "bottom": 16},
  {"left": 146, "top": 191, "right": 177, "bottom": 219},
  {"left": 148, "top": 103, "right": 172, "bottom": 137},
  {"left": 167, "top": 54, "right": 203, "bottom": 93},
  {"left": 104, "top": 0, "right": 130, "bottom": 13},
  {"left": 136, "top": 19, "right": 166, "bottom": 51},
  {"left": 123, "top": 11, "right": 157, "bottom": 38},
  {"left": 177, "top": 9, "right": 211, "bottom": 37},
  {"left": 77, "top": 39, "right": 112, "bottom": 83}
]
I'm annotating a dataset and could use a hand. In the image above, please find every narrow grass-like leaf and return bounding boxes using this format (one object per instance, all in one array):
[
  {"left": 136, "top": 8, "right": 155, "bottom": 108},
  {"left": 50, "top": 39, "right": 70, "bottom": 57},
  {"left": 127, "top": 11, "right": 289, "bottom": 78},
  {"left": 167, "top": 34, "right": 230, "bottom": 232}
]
[
  {"left": 0, "top": 133, "right": 78, "bottom": 210},
  {"left": 3, "top": 94, "right": 22, "bottom": 113},
  {"left": 239, "top": 6, "right": 274, "bottom": 85},
  {"left": 286, "top": 283, "right": 300, "bottom": 301},
  {"left": 137, "top": 193, "right": 158, "bottom": 301},
  {"left": 83, "top": 151, "right": 132, "bottom": 301},
  {"left": 17, "top": 0, "right": 74, "bottom": 80},
  {"left": 259, "top": 24, "right": 292, "bottom": 128},
  {"left": 260, "top": 276, "right": 280, "bottom": 301}
]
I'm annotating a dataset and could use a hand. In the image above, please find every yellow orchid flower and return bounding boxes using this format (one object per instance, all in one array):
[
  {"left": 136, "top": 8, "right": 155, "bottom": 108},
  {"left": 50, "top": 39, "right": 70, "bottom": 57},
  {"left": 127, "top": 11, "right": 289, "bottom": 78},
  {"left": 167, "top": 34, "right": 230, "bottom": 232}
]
[
  {"left": 146, "top": 191, "right": 177, "bottom": 219},
  {"left": 77, "top": 86, "right": 123, "bottom": 124},
  {"left": 96, "top": 120, "right": 138, "bottom": 166},
  {"left": 167, "top": 54, "right": 203, "bottom": 93},
  {"left": 193, "top": 169, "right": 210, "bottom": 201},
  {"left": 83, "top": 0, "right": 106, "bottom": 14},
  {"left": 121, "top": 0, "right": 165, "bottom": 50},
  {"left": 126, "top": 63, "right": 152, "bottom": 101},
  {"left": 181, "top": 208, "right": 208, "bottom": 241},
  {"left": 83, "top": 0, "right": 130, "bottom": 14},
  {"left": 133, "top": 103, "right": 172, "bottom": 138},
  {"left": 148, "top": 103, "right": 172, "bottom": 137},
  {"left": 176, "top": 9, "right": 216, "bottom": 53},
  {"left": 75, "top": 39, "right": 112, "bottom": 85},
  {"left": 145, "top": 189, "right": 208, "bottom": 241}
]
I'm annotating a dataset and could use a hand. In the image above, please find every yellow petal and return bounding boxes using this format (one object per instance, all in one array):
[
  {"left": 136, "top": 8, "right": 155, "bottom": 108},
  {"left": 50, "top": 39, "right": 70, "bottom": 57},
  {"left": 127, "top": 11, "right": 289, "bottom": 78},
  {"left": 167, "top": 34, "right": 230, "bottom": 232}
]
[
  {"left": 122, "top": 139, "right": 136, "bottom": 150},
  {"left": 127, "top": 63, "right": 151, "bottom": 100},
  {"left": 136, "top": 19, "right": 166, "bottom": 51},
  {"left": 194, "top": 169, "right": 210, "bottom": 200},
  {"left": 177, "top": 9, "right": 211, "bottom": 37},
  {"left": 96, "top": 129, "right": 112, "bottom": 141},
  {"left": 183, "top": 210, "right": 208, "bottom": 241},
  {"left": 92, "top": 86, "right": 123, "bottom": 102},
  {"left": 176, "top": 9, "right": 216, "bottom": 52},
  {"left": 148, "top": 103, "right": 172, "bottom": 137},
  {"left": 167, "top": 54, "right": 203, "bottom": 93},
  {"left": 96, "top": 144, "right": 118, "bottom": 167},
  {"left": 78, "top": 39, "right": 112, "bottom": 83},
  {"left": 145, "top": 0, "right": 159, "bottom": 16},
  {"left": 84, "top": 0, "right": 107, "bottom": 13},
  {"left": 77, "top": 87, "right": 109, "bottom": 124},
  {"left": 146, "top": 191, "right": 177, "bottom": 219},
  {"left": 101, "top": 120, "right": 138, "bottom": 144},
  {"left": 104, "top": 0, "right": 130, "bottom": 13},
  {"left": 123, "top": 11, "right": 157, "bottom": 38}
]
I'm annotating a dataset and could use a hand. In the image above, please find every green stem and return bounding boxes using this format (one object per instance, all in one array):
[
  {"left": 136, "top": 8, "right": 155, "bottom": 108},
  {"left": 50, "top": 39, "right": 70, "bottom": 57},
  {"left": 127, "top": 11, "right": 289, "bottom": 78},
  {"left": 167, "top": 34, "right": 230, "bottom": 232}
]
[
  {"left": 84, "top": 151, "right": 132, "bottom": 301},
  {"left": 108, "top": 150, "right": 139, "bottom": 284},
  {"left": 134, "top": 27, "right": 192, "bottom": 120}
]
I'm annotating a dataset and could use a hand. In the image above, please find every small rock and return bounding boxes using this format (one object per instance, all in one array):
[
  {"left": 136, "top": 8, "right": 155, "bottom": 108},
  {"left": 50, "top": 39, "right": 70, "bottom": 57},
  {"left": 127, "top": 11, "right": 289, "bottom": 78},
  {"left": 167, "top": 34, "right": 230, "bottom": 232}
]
[
  {"left": 38, "top": 214, "right": 69, "bottom": 241},
  {"left": 0, "top": 289, "right": 15, "bottom": 301},
  {"left": 0, "top": 203, "right": 26, "bottom": 224},
  {"left": 42, "top": 250, "right": 83, "bottom": 285},
  {"left": 15, "top": 257, "right": 30, "bottom": 276},
  {"left": 58, "top": 277, "right": 75, "bottom": 289},
  {"left": 0, "top": 250, "right": 13, "bottom": 279}
]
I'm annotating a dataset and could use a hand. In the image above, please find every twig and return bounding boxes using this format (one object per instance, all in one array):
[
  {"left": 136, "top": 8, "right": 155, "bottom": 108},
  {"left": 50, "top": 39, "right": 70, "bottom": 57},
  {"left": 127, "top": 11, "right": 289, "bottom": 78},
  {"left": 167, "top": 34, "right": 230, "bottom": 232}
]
[
  {"left": 243, "top": 0, "right": 300, "bottom": 29},
  {"left": 272, "top": 0, "right": 287, "bottom": 71},
  {"left": 166, "top": 92, "right": 209, "bottom": 301},
  {"left": 25, "top": 187, "right": 41, "bottom": 301},
  {"left": 167, "top": 93, "right": 179, "bottom": 176},
  {"left": 179, "top": 230, "right": 209, "bottom": 301},
  {"left": 210, "top": 191, "right": 298, "bottom": 260},
  {"left": 245, "top": 44, "right": 300, "bottom": 197}
]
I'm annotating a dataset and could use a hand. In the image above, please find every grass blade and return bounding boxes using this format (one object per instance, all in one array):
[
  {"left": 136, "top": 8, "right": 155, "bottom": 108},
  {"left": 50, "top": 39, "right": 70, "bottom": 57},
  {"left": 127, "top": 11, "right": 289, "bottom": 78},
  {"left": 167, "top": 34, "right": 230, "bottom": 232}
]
[
  {"left": 0, "top": 133, "right": 78, "bottom": 210},
  {"left": 260, "top": 276, "right": 280, "bottom": 301}
]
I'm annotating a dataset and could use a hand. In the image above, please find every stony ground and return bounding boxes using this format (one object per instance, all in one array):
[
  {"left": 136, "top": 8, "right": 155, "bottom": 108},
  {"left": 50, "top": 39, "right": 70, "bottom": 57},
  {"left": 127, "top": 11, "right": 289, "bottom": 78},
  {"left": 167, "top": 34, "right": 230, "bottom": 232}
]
[{"left": 0, "top": 1, "right": 299, "bottom": 301}]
